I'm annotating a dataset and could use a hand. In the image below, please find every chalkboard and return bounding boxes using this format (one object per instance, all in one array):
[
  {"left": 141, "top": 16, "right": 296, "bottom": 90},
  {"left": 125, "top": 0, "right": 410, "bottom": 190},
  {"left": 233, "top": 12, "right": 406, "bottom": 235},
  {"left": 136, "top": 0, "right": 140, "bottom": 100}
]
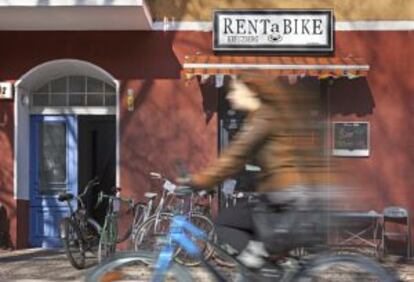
[{"left": 333, "top": 122, "right": 369, "bottom": 157}]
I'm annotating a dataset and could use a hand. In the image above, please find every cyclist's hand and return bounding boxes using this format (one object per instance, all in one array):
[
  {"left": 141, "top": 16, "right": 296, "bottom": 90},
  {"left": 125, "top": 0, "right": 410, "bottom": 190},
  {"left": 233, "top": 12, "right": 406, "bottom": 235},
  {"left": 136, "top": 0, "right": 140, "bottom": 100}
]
[{"left": 175, "top": 175, "right": 192, "bottom": 186}]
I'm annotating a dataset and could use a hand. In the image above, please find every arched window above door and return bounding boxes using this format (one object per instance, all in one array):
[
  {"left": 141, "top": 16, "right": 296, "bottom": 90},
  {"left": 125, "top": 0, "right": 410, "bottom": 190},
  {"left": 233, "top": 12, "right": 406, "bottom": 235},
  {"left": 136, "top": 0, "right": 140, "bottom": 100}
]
[{"left": 31, "top": 76, "right": 116, "bottom": 107}]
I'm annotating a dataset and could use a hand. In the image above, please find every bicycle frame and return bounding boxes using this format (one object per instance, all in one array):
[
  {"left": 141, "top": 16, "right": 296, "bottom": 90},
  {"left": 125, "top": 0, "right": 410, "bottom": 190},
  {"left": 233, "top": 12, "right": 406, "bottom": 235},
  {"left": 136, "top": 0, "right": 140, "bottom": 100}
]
[
  {"left": 152, "top": 215, "right": 233, "bottom": 282},
  {"left": 98, "top": 190, "right": 134, "bottom": 261},
  {"left": 60, "top": 182, "right": 101, "bottom": 246}
]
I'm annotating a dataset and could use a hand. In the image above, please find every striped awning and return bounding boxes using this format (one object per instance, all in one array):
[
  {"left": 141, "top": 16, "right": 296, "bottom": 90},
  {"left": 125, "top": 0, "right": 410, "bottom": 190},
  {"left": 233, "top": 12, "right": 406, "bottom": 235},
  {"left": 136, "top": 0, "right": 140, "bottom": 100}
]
[{"left": 182, "top": 55, "right": 370, "bottom": 79}]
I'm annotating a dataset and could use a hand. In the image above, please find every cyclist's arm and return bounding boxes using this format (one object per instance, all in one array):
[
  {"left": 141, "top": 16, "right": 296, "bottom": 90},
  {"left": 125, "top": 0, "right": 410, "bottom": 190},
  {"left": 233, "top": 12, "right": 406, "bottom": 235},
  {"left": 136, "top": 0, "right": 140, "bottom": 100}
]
[{"left": 190, "top": 111, "right": 271, "bottom": 190}]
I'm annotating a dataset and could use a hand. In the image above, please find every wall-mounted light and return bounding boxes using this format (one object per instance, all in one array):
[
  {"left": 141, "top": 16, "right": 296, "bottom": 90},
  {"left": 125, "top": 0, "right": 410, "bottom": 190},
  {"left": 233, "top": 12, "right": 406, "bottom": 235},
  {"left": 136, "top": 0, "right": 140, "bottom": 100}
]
[
  {"left": 127, "top": 88, "right": 135, "bottom": 112},
  {"left": 20, "top": 93, "right": 29, "bottom": 107}
]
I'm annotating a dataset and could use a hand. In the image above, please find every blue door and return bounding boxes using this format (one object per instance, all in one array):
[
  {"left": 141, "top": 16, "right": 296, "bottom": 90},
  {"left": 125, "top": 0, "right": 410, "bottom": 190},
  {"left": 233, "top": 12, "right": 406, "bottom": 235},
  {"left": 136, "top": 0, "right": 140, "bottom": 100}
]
[{"left": 30, "top": 115, "right": 77, "bottom": 248}]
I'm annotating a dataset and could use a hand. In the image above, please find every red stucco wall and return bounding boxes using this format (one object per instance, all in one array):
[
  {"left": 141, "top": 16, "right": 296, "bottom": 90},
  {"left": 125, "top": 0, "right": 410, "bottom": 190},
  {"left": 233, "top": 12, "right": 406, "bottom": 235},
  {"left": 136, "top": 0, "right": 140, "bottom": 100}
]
[
  {"left": 0, "top": 31, "right": 218, "bottom": 248},
  {"left": 0, "top": 100, "right": 15, "bottom": 248},
  {"left": 330, "top": 31, "right": 414, "bottom": 211},
  {"left": 0, "top": 30, "right": 413, "bottom": 248}
]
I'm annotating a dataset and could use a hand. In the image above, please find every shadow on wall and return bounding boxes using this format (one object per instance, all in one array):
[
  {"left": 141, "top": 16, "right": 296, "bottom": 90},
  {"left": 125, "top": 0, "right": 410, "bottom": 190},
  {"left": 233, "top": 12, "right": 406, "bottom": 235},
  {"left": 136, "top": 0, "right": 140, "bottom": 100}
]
[
  {"left": 0, "top": 204, "right": 12, "bottom": 249},
  {"left": 327, "top": 77, "right": 375, "bottom": 116},
  {"left": 198, "top": 76, "right": 218, "bottom": 124}
]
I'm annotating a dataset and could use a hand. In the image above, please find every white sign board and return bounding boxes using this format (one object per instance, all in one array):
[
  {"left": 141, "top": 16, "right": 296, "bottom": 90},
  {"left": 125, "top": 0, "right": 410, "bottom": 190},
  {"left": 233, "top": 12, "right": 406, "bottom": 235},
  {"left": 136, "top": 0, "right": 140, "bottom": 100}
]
[
  {"left": 213, "top": 10, "right": 333, "bottom": 52},
  {"left": 0, "top": 82, "right": 13, "bottom": 99}
]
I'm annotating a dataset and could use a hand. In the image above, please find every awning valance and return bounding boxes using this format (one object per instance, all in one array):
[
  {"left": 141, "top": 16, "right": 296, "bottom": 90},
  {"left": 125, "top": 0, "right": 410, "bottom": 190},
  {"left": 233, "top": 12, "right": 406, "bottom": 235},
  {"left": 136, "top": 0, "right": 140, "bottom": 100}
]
[{"left": 182, "top": 55, "right": 369, "bottom": 79}]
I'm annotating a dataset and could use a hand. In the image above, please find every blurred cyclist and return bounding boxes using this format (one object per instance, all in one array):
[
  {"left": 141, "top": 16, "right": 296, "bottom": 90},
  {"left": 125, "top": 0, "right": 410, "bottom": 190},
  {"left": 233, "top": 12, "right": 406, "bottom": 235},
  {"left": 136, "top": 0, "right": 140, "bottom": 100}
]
[{"left": 178, "top": 73, "right": 329, "bottom": 269}]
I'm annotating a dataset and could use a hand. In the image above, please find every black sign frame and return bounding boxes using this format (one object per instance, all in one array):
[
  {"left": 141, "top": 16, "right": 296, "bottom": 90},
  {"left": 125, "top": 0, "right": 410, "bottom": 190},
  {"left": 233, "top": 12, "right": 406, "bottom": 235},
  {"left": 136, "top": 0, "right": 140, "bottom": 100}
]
[{"left": 213, "top": 9, "right": 334, "bottom": 53}]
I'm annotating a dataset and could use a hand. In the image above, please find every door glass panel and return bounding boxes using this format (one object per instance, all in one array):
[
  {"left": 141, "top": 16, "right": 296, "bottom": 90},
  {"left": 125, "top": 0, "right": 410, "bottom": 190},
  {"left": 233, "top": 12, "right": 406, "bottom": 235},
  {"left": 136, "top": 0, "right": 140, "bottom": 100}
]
[{"left": 39, "top": 122, "right": 67, "bottom": 195}]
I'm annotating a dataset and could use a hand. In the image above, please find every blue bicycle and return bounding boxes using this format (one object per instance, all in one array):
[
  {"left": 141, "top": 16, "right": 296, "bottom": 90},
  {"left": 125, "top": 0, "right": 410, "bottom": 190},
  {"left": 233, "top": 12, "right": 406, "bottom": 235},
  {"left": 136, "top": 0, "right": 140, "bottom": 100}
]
[{"left": 86, "top": 188, "right": 398, "bottom": 282}]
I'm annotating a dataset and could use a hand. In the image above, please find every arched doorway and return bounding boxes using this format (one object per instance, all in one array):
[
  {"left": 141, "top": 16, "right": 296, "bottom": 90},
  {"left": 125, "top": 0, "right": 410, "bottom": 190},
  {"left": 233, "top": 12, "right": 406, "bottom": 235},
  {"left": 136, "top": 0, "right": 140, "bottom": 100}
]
[{"left": 14, "top": 59, "right": 120, "bottom": 247}]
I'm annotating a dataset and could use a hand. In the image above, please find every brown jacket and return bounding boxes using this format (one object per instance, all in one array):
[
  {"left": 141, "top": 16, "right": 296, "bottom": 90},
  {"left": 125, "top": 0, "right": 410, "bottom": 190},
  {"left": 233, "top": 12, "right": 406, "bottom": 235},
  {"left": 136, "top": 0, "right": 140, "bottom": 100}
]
[{"left": 191, "top": 98, "right": 328, "bottom": 192}]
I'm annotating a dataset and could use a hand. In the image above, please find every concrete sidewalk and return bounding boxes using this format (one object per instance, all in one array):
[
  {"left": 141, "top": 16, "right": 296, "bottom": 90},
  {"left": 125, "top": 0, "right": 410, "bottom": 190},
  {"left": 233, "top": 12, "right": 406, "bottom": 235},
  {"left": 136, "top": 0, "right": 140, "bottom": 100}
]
[
  {"left": 0, "top": 248, "right": 414, "bottom": 281},
  {"left": 0, "top": 248, "right": 87, "bottom": 282}
]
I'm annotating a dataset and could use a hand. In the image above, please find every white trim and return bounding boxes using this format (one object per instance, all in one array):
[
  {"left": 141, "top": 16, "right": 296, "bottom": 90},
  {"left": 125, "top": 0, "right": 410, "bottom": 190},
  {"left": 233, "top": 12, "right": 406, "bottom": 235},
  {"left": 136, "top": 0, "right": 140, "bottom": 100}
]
[
  {"left": 14, "top": 59, "right": 120, "bottom": 200},
  {"left": 336, "top": 21, "right": 414, "bottom": 31},
  {"left": 141, "top": 0, "right": 153, "bottom": 27},
  {"left": 115, "top": 80, "right": 120, "bottom": 188},
  {"left": 332, "top": 149, "right": 369, "bottom": 157},
  {"left": 152, "top": 20, "right": 414, "bottom": 31},
  {"left": 29, "top": 107, "right": 116, "bottom": 115},
  {"left": 0, "top": 0, "right": 147, "bottom": 7},
  {"left": 183, "top": 63, "right": 370, "bottom": 71},
  {"left": 152, "top": 21, "right": 211, "bottom": 31}
]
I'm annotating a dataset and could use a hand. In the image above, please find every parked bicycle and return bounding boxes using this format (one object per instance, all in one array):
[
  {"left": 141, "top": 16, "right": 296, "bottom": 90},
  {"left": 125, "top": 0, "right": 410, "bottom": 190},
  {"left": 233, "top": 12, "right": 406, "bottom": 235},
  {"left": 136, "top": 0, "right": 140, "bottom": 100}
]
[
  {"left": 129, "top": 172, "right": 176, "bottom": 248},
  {"left": 97, "top": 187, "right": 134, "bottom": 262},
  {"left": 86, "top": 190, "right": 398, "bottom": 281},
  {"left": 133, "top": 172, "right": 215, "bottom": 266},
  {"left": 58, "top": 177, "right": 102, "bottom": 269}
]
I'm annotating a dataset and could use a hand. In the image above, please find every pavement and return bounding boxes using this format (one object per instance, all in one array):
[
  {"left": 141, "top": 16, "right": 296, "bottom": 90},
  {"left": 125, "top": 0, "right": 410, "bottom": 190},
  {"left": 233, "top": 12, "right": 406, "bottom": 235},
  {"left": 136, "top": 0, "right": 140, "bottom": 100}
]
[
  {"left": 0, "top": 248, "right": 414, "bottom": 281},
  {"left": 0, "top": 248, "right": 88, "bottom": 282}
]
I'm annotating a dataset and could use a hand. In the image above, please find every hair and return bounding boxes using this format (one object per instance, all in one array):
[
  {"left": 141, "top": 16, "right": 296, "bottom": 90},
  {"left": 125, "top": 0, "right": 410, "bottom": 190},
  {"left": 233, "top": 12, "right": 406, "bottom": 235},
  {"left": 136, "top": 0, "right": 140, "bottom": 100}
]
[{"left": 237, "top": 73, "right": 318, "bottom": 107}]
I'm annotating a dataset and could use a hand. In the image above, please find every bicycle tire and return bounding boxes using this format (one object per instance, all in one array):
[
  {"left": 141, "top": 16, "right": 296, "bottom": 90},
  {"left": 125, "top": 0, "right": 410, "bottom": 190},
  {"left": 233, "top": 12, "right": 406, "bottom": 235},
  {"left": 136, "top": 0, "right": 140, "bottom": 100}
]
[
  {"left": 134, "top": 213, "right": 172, "bottom": 252},
  {"left": 128, "top": 203, "right": 147, "bottom": 243},
  {"left": 115, "top": 202, "right": 138, "bottom": 244},
  {"left": 292, "top": 253, "right": 398, "bottom": 282},
  {"left": 98, "top": 215, "right": 118, "bottom": 263},
  {"left": 86, "top": 251, "right": 193, "bottom": 282},
  {"left": 60, "top": 217, "right": 86, "bottom": 269},
  {"left": 81, "top": 218, "right": 101, "bottom": 255},
  {"left": 173, "top": 213, "right": 215, "bottom": 267}
]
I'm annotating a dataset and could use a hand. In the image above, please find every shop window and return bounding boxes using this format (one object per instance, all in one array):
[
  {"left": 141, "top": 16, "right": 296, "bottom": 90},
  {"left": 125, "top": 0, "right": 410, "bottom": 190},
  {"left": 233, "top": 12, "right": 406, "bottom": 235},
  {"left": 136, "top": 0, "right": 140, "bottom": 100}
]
[{"left": 32, "top": 76, "right": 115, "bottom": 107}]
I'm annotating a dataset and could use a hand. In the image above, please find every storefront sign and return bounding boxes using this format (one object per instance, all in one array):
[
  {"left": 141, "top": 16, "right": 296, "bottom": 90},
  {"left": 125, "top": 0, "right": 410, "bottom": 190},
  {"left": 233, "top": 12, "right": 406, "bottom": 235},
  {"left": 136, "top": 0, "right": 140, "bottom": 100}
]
[
  {"left": 213, "top": 9, "right": 333, "bottom": 52},
  {"left": 0, "top": 82, "right": 13, "bottom": 99}
]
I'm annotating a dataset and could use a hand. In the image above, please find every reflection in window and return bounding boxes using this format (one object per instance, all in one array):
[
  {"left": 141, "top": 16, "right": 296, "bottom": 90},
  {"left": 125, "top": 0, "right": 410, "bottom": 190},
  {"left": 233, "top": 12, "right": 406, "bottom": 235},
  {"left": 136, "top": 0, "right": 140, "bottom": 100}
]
[{"left": 39, "top": 122, "right": 67, "bottom": 195}]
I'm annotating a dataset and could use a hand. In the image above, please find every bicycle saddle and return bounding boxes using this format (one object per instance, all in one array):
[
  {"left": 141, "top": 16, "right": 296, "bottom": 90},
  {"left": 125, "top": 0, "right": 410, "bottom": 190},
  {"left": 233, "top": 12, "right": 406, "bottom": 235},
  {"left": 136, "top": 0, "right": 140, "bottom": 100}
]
[
  {"left": 58, "top": 193, "right": 74, "bottom": 202},
  {"left": 144, "top": 192, "right": 157, "bottom": 200}
]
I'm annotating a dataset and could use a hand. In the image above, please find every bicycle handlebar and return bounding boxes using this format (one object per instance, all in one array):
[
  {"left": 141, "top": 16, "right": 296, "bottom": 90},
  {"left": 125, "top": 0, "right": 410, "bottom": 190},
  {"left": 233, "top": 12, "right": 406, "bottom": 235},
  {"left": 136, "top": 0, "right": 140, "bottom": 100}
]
[
  {"left": 95, "top": 189, "right": 134, "bottom": 210},
  {"left": 149, "top": 172, "right": 162, "bottom": 179}
]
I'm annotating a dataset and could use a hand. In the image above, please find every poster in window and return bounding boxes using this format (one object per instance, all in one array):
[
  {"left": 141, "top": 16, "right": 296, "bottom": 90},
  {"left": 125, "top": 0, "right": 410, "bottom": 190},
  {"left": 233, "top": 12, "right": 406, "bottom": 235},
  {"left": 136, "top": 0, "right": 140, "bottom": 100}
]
[{"left": 332, "top": 122, "right": 370, "bottom": 157}]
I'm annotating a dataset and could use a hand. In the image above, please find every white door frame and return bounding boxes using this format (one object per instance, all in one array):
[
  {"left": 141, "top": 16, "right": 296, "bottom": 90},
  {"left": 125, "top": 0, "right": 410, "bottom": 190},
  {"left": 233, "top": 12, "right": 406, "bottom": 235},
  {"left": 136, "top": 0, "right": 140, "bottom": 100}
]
[{"left": 14, "top": 59, "right": 120, "bottom": 201}]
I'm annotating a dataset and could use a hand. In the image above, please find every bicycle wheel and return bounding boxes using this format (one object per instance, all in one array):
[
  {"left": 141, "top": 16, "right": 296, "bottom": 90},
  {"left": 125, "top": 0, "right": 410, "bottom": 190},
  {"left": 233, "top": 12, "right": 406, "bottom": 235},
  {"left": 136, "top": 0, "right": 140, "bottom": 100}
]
[
  {"left": 173, "top": 213, "right": 215, "bottom": 267},
  {"left": 211, "top": 233, "right": 237, "bottom": 268},
  {"left": 129, "top": 203, "right": 147, "bottom": 242},
  {"left": 116, "top": 202, "right": 137, "bottom": 244},
  {"left": 81, "top": 218, "right": 101, "bottom": 256},
  {"left": 86, "top": 251, "right": 193, "bottom": 282},
  {"left": 134, "top": 213, "right": 172, "bottom": 252},
  {"left": 60, "top": 217, "right": 86, "bottom": 269},
  {"left": 292, "top": 253, "right": 398, "bottom": 282},
  {"left": 98, "top": 216, "right": 117, "bottom": 263}
]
